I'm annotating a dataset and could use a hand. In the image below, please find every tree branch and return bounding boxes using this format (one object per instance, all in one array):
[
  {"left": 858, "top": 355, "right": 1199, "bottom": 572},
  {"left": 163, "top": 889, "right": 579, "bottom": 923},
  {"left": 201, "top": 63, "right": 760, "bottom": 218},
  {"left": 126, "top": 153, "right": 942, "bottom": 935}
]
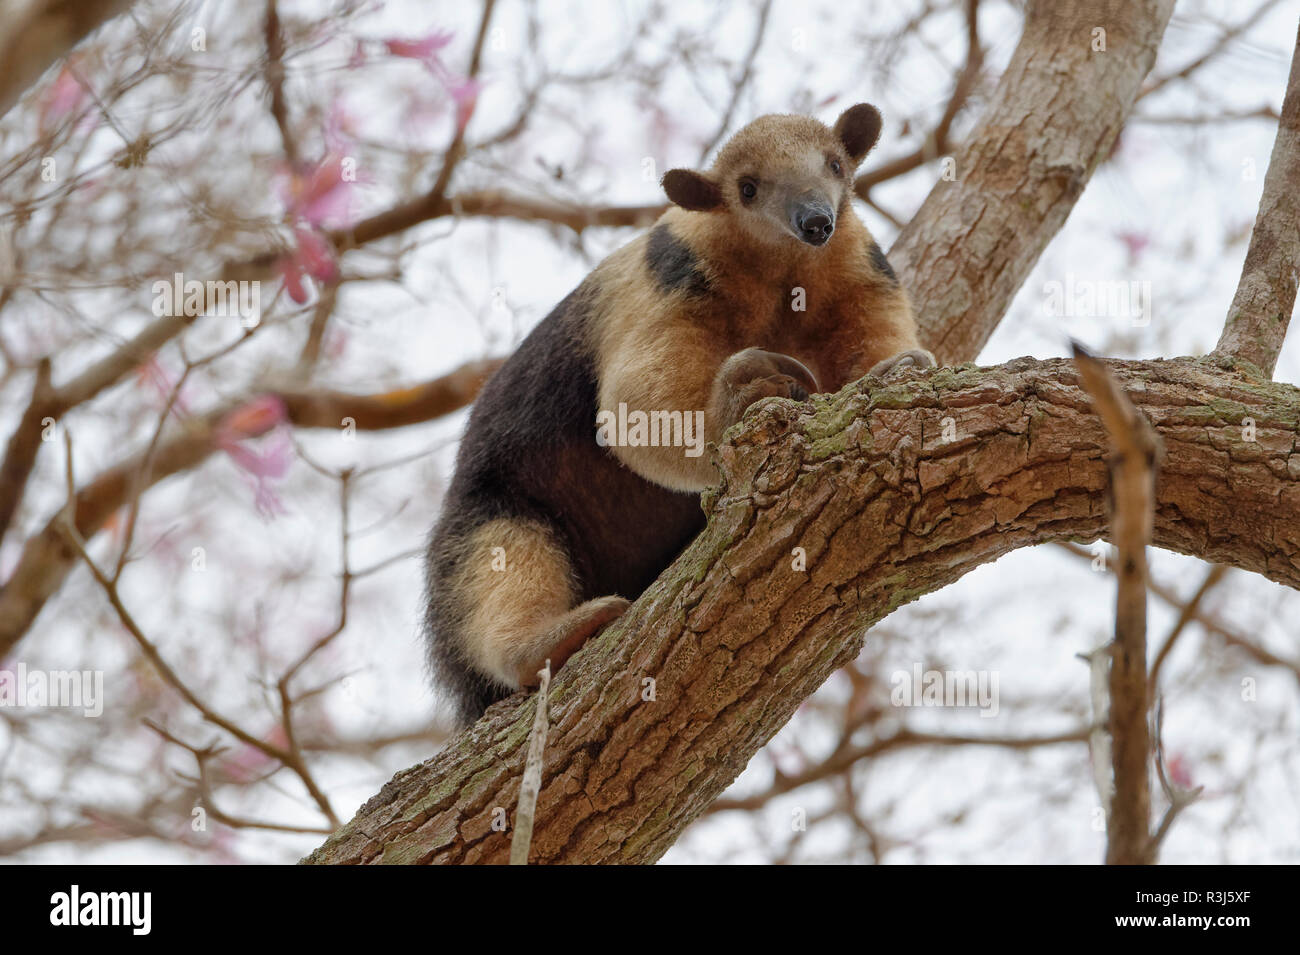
[
  {"left": 1072, "top": 343, "right": 1160, "bottom": 865},
  {"left": 705, "top": 727, "right": 1089, "bottom": 815},
  {"left": 1211, "top": 19, "right": 1300, "bottom": 377},
  {"left": 263, "top": 0, "right": 298, "bottom": 166},
  {"left": 696, "top": 0, "right": 774, "bottom": 164},
  {"left": 0, "top": 357, "right": 502, "bottom": 658},
  {"left": 0, "top": 0, "right": 133, "bottom": 119},
  {"left": 0, "top": 357, "right": 52, "bottom": 546}
]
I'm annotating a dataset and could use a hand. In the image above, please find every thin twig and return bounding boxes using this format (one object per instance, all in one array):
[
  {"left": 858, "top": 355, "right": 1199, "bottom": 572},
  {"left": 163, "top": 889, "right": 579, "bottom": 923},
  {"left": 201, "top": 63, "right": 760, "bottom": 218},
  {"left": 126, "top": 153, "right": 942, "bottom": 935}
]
[
  {"left": 510, "top": 661, "right": 552, "bottom": 865},
  {"left": 143, "top": 720, "right": 332, "bottom": 835},
  {"left": 1149, "top": 700, "right": 1203, "bottom": 855},
  {"left": 1148, "top": 564, "right": 1228, "bottom": 693},
  {"left": 854, "top": 0, "right": 983, "bottom": 199},
  {"left": 696, "top": 0, "right": 773, "bottom": 163},
  {"left": 264, "top": 0, "right": 299, "bottom": 166},
  {"left": 1056, "top": 548, "right": 1300, "bottom": 683},
  {"left": 57, "top": 433, "right": 339, "bottom": 827}
]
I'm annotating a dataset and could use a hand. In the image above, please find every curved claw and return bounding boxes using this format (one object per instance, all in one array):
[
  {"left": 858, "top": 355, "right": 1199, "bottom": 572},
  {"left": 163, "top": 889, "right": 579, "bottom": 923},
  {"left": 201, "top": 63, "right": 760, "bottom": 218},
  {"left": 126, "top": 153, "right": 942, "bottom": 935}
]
[
  {"left": 867, "top": 348, "right": 937, "bottom": 379},
  {"left": 759, "top": 350, "right": 821, "bottom": 396},
  {"left": 724, "top": 347, "right": 821, "bottom": 396}
]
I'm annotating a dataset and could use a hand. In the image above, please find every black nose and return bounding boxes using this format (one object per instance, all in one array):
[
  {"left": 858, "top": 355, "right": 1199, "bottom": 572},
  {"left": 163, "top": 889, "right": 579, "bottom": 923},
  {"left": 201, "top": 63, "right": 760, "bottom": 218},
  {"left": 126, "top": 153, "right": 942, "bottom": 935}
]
[{"left": 797, "top": 210, "right": 834, "bottom": 245}]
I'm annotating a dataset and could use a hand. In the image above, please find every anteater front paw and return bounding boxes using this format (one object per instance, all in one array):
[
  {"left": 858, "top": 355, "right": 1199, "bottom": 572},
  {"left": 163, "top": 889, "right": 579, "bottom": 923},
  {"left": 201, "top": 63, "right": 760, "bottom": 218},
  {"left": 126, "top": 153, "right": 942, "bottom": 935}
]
[{"left": 715, "top": 347, "right": 820, "bottom": 428}]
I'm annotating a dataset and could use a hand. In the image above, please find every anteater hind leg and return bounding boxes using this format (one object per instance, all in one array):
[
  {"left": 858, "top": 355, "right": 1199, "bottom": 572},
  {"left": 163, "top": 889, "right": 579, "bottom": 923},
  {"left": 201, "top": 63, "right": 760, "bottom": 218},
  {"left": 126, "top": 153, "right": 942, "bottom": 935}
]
[{"left": 456, "top": 518, "right": 630, "bottom": 689}]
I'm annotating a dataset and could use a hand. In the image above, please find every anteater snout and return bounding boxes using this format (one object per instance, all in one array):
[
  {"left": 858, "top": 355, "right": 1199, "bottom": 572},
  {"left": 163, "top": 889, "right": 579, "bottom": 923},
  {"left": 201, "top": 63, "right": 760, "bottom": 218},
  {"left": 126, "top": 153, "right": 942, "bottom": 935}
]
[{"left": 792, "top": 201, "right": 835, "bottom": 246}]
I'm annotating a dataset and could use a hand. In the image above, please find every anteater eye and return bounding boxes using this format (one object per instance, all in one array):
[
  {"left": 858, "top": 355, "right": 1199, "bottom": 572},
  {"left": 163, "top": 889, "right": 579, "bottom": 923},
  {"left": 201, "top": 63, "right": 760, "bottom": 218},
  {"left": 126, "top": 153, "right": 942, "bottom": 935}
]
[
  {"left": 739, "top": 179, "right": 757, "bottom": 200},
  {"left": 829, "top": 159, "right": 842, "bottom": 176}
]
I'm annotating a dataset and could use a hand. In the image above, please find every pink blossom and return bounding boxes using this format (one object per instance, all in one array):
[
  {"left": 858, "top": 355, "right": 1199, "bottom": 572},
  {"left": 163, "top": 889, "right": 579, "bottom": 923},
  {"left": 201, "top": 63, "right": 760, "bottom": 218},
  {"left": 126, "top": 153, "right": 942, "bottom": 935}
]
[
  {"left": 448, "top": 77, "right": 481, "bottom": 133},
  {"left": 281, "top": 153, "right": 356, "bottom": 228},
  {"left": 324, "top": 328, "right": 349, "bottom": 362},
  {"left": 384, "top": 30, "right": 454, "bottom": 64},
  {"left": 278, "top": 255, "right": 310, "bottom": 304},
  {"left": 324, "top": 101, "right": 358, "bottom": 156},
  {"left": 134, "top": 355, "right": 190, "bottom": 417},
  {"left": 383, "top": 29, "right": 483, "bottom": 133},
  {"left": 1166, "top": 753, "right": 1194, "bottom": 789},
  {"left": 223, "top": 430, "right": 293, "bottom": 519},
  {"left": 39, "top": 63, "right": 90, "bottom": 133},
  {"left": 295, "top": 226, "right": 338, "bottom": 281},
  {"left": 216, "top": 398, "right": 293, "bottom": 519},
  {"left": 1115, "top": 229, "right": 1151, "bottom": 265},
  {"left": 217, "top": 395, "right": 287, "bottom": 441},
  {"left": 275, "top": 227, "right": 338, "bottom": 304}
]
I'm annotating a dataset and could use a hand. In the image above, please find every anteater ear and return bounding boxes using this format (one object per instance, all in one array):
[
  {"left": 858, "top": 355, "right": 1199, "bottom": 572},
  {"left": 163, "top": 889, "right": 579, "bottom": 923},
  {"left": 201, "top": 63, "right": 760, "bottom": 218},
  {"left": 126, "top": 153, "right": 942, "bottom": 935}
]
[
  {"left": 833, "top": 103, "right": 883, "bottom": 164},
  {"left": 662, "top": 169, "right": 724, "bottom": 212}
]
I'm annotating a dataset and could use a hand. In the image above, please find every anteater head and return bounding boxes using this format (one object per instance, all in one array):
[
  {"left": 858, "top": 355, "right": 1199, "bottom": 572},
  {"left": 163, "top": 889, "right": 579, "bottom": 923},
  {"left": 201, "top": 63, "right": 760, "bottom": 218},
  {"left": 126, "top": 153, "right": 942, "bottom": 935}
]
[{"left": 661, "top": 103, "right": 882, "bottom": 249}]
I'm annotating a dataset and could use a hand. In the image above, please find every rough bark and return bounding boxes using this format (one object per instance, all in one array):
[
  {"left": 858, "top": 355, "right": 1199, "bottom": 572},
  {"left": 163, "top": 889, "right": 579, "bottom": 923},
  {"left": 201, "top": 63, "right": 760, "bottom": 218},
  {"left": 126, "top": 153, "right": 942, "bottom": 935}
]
[
  {"left": 304, "top": 354, "right": 1300, "bottom": 864},
  {"left": 1212, "top": 20, "right": 1300, "bottom": 376}
]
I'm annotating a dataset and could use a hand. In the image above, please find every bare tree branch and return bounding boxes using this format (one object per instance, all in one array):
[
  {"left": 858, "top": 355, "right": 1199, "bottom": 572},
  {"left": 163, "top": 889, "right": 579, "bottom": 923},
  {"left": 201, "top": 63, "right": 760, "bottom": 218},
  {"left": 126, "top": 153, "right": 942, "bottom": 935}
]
[
  {"left": 854, "top": 0, "right": 983, "bottom": 199},
  {"left": 262, "top": 0, "right": 298, "bottom": 166},
  {"left": 0, "top": 357, "right": 502, "bottom": 658},
  {"left": 1138, "top": 0, "right": 1287, "bottom": 101},
  {"left": 0, "top": 0, "right": 133, "bottom": 119},
  {"left": 1072, "top": 342, "right": 1161, "bottom": 866},
  {"left": 59, "top": 485, "right": 340, "bottom": 828},
  {"left": 1060, "top": 541, "right": 1300, "bottom": 683},
  {"left": 705, "top": 727, "right": 1089, "bottom": 815},
  {"left": 1211, "top": 19, "right": 1300, "bottom": 376},
  {"left": 696, "top": 0, "right": 774, "bottom": 163},
  {"left": 0, "top": 357, "right": 51, "bottom": 546},
  {"left": 1148, "top": 564, "right": 1227, "bottom": 692}
]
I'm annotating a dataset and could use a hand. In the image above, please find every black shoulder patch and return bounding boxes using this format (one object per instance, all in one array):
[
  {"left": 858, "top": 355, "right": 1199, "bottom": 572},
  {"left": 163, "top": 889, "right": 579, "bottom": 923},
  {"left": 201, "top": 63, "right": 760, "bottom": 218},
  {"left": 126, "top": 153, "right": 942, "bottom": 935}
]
[
  {"left": 646, "top": 224, "right": 710, "bottom": 296},
  {"left": 868, "top": 241, "right": 898, "bottom": 284}
]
